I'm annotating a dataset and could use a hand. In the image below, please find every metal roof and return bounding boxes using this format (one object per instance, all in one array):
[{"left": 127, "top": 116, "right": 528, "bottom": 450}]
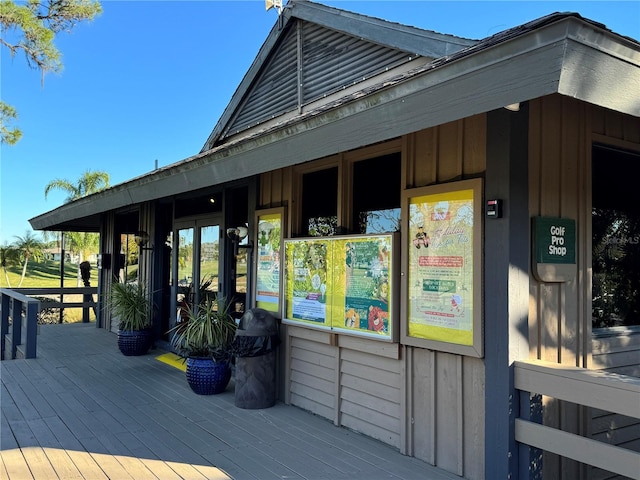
[{"left": 29, "top": 4, "right": 640, "bottom": 233}]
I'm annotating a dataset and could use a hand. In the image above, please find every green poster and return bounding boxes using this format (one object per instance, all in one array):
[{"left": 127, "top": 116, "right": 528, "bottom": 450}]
[{"left": 335, "top": 237, "right": 392, "bottom": 338}]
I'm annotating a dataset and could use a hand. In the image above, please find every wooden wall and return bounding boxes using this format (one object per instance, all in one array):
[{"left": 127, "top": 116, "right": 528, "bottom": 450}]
[
  {"left": 261, "top": 115, "right": 487, "bottom": 479},
  {"left": 528, "top": 94, "right": 640, "bottom": 479},
  {"left": 260, "top": 96, "right": 640, "bottom": 479}
]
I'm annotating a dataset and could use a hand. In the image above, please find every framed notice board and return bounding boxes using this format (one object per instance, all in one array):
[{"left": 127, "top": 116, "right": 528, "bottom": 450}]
[
  {"left": 401, "top": 178, "right": 483, "bottom": 357},
  {"left": 283, "top": 233, "right": 398, "bottom": 341},
  {"left": 253, "top": 207, "right": 286, "bottom": 317}
]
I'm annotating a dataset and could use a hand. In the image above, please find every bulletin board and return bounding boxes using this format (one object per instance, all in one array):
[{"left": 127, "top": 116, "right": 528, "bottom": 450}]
[
  {"left": 401, "top": 178, "right": 483, "bottom": 357},
  {"left": 283, "top": 233, "right": 398, "bottom": 341},
  {"left": 253, "top": 207, "right": 286, "bottom": 316}
]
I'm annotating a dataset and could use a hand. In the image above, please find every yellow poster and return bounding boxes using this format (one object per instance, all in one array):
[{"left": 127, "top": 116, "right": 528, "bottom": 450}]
[
  {"left": 255, "top": 213, "right": 282, "bottom": 312},
  {"left": 408, "top": 189, "right": 474, "bottom": 345}
]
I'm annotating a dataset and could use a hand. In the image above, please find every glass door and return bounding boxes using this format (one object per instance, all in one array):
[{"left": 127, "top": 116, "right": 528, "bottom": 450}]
[
  {"left": 174, "top": 219, "right": 221, "bottom": 323},
  {"left": 199, "top": 225, "right": 220, "bottom": 305}
]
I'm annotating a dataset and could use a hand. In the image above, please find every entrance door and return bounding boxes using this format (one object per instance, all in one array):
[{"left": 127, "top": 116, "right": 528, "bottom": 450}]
[{"left": 174, "top": 219, "right": 221, "bottom": 323}]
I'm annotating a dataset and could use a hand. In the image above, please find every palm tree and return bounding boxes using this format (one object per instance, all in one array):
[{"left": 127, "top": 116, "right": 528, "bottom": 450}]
[
  {"left": 12, "top": 232, "right": 45, "bottom": 287},
  {"left": 44, "top": 170, "right": 110, "bottom": 285},
  {"left": 44, "top": 169, "right": 110, "bottom": 202},
  {"left": 1, "top": 243, "right": 19, "bottom": 287}
]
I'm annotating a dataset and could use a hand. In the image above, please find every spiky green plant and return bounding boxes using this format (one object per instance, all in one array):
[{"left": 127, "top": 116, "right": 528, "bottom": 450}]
[
  {"left": 168, "top": 297, "right": 236, "bottom": 361},
  {"left": 107, "top": 281, "right": 152, "bottom": 331}
]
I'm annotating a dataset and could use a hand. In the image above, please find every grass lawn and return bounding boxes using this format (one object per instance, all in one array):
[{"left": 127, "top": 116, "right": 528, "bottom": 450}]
[
  {"left": 1, "top": 260, "right": 99, "bottom": 322},
  {"left": 1, "top": 260, "right": 99, "bottom": 288}
]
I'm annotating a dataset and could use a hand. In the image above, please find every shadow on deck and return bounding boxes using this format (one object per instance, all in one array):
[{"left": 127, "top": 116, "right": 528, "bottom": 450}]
[{"left": 1, "top": 323, "right": 459, "bottom": 480}]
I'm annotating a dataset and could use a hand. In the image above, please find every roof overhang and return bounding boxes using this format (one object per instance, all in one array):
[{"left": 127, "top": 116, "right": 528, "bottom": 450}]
[{"left": 30, "top": 13, "right": 640, "bottom": 232}]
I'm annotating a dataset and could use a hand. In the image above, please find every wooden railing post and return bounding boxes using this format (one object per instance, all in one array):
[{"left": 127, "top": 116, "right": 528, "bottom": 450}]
[
  {"left": 24, "top": 301, "right": 39, "bottom": 359},
  {"left": 1, "top": 293, "right": 10, "bottom": 360},
  {"left": 10, "top": 297, "right": 22, "bottom": 359}
]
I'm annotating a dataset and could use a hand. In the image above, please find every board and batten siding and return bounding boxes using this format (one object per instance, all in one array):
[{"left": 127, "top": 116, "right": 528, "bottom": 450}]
[
  {"left": 528, "top": 94, "right": 640, "bottom": 480},
  {"left": 261, "top": 115, "right": 487, "bottom": 479}
]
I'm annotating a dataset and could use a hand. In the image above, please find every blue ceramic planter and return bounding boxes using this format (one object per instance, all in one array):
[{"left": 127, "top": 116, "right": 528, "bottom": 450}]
[
  {"left": 186, "top": 357, "right": 231, "bottom": 395},
  {"left": 117, "top": 329, "right": 152, "bottom": 356}
]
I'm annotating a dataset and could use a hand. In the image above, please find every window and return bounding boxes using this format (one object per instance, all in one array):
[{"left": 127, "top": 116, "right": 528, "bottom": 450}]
[
  {"left": 353, "top": 153, "right": 401, "bottom": 234},
  {"left": 592, "top": 144, "right": 640, "bottom": 328},
  {"left": 301, "top": 167, "right": 338, "bottom": 236}
]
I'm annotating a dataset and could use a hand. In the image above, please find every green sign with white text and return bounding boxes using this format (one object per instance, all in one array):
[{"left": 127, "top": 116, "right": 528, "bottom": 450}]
[{"left": 534, "top": 217, "right": 576, "bottom": 264}]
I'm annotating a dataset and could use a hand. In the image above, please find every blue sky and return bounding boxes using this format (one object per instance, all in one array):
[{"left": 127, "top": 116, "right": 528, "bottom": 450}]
[{"left": 1, "top": 0, "right": 638, "bottom": 245}]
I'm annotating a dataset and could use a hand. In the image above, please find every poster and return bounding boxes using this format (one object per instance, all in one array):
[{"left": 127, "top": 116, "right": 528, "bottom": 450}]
[
  {"left": 255, "top": 211, "right": 283, "bottom": 312},
  {"left": 407, "top": 187, "right": 475, "bottom": 346},
  {"left": 334, "top": 237, "right": 392, "bottom": 337},
  {"left": 285, "top": 239, "right": 330, "bottom": 326},
  {"left": 284, "top": 234, "right": 396, "bottom": 340}
]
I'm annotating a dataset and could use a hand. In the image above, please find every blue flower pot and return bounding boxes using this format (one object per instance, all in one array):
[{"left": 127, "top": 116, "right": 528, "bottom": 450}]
[
  {"left": 186, "top": 357, "right": 231, "bottom": 395},
  {"left": 117, "top": 329, "right": 152, "bottom": 356}
]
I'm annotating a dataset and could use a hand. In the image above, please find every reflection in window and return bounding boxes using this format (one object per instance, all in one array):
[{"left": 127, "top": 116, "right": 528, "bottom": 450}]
[
  {"left": 119, "top": 233, "right": 139, "bottom": 283},
  {"left": 592, "top": 145, "right": 640, "bottom": 328},
  {"left": 176, "top": 228, "right": 194, "bottom": 321},
  {"left": 200, "top": 225, "right": 219, "bottom": 304},
  {"left": 358, "top": 209, "right": 401, "bottom": 234},
  {"left": 308, "top": 216, "right": 338, "bottom": 236}
]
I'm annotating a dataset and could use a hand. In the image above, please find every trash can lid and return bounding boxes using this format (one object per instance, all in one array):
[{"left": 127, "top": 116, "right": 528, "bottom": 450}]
[{"left": 237, "top": 308, "right": 279, "bottom": 335}]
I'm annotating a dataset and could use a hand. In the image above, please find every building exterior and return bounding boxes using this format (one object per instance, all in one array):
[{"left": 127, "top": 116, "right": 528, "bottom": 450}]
[{"left": 30, "top": 2, "right": 640, "bottom": 479}]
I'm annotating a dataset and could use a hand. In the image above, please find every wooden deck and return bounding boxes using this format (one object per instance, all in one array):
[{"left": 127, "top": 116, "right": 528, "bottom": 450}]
[{"left": 1, "top": 323, "right": 459, "bottom": 480}]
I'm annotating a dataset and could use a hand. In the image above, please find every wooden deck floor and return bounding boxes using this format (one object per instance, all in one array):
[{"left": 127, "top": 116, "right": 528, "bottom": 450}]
[{"left": 1, "top": 323, "right": 459, "bottom": 480}]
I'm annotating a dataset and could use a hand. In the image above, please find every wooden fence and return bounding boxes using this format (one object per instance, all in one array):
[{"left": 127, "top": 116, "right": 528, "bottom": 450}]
[
  {"left": 0, "top": 287, "right": 98, "bottom": 360},
  {"left": 514, "top": 359, "right": 640, "bottom": 479}
]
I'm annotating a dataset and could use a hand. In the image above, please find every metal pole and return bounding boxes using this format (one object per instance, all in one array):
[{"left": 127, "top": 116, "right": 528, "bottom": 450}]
[{"left": 59, "top": 232, "right": 65, "bottom": 324}]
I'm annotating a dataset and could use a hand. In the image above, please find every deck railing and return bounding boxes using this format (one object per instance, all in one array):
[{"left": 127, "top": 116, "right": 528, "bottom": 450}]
[
  {"left": 0, "top": 287, "right": 98, "bottom": 360},
  {"left": 514, "top": 359, "right": 640, "bottom": 479}
]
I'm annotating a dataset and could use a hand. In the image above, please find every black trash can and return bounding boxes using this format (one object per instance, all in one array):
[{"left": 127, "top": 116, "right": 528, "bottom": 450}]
[{"left": 233, "top": 308, "right": 280, "bottom": 409}]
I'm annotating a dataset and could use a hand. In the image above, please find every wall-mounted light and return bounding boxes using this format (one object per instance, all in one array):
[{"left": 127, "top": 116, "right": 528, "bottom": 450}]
[
  {"left": 227, "top": 225, "right": 253, "bottom": 256},
  {"left": 134, "top": 230, "right": 153, "bottom": 251},
  {"left": 504, "top": 102, "right": 520, "bottom": 112}
]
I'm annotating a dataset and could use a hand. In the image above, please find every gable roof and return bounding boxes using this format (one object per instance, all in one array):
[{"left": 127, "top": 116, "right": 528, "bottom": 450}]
[
  {"left": 29, "top": 3, "right": 640, "bottom": 233},
  {"left": 200, "top": 0, "right": 476, "bottom": 151}
]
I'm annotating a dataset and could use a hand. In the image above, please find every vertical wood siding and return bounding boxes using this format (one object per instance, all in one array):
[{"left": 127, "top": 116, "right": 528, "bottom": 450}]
[
  {"left": 262, "top": 115, "right": 487, "bottom": 479},
  {"left": 259, "top": 100, "right": 640, "bottom": 479},
  {"left": 225, "top": 19, "right": 418, "bottom": 140},
  {"left": 528, "top": 95, "right": 640, "bottom": 480}
]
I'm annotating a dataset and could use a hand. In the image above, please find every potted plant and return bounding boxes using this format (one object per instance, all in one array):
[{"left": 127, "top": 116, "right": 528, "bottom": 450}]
[
  {"left": 107, "top": 281, "right": 153, "bottom": 356},
  {"left": 168, "top": 297, "right": 237, "bottom": 395}
]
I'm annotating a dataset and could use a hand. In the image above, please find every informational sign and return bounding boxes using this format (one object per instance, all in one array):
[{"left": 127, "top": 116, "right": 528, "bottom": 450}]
[
  {"left": 254, "top": 208, "right": 285, "bottom": 314},
  {"left": 532, "top": 216, "right": 576, "bottom": 282},
  {"left": 285, "top": 239, "right": 330, "bottom": 325},
  {"left": 284, "top": 234, "right": 397, "bottom": 341},
  {"left": 402, "top": 178, "right": 483, "bottom": 357}
]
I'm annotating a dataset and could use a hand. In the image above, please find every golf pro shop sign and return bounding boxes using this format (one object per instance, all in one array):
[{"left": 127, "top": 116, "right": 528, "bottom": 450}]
[{"left": 533, "top": 216, "right": 576, "bottom": 282}]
